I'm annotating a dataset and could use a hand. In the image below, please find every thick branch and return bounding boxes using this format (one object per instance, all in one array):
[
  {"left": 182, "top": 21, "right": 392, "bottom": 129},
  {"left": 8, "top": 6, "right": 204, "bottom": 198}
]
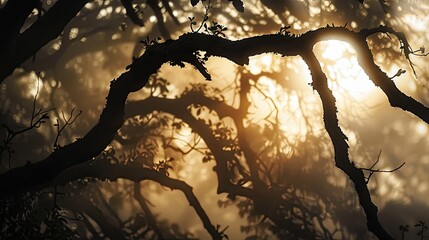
[
  {"left": 357, "top": 28, "right": 429, "bottom": 123},
  {"left": 302, "top": 51, "right": 393, "bottom": 240},
  {"left": 0, "top": 0, "right": 89, "bottom": 82},
  {"left": 0, "top": 0, "right": 39, "bottom": 81},
  {"left": 0, "top": 47, "right": 164, "bottom": 193},
  {"left": 124, "top": 95, "right": 318, "bottom": 233},
  {"left": 1, "top": 26, "right": 428, "bottom": 239},
  {"left": 126, "top": 95, "right": 256, "bottom": 198},
  {"left": 0, "top": 0, "right": 39, "bottom": 38}
]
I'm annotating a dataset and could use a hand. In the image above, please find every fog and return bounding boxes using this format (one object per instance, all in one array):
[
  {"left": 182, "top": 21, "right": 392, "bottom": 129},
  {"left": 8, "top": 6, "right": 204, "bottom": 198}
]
[{"left": 1, "top": 0, "right": 429, "bottom": 239}]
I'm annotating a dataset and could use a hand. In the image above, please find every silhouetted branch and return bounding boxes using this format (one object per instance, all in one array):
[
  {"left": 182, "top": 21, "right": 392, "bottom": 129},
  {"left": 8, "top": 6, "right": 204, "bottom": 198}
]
[
  {"left": 123, "top": 94, "right": 324, "bottom": 236},
  {"left": 357, "top": 26, "right": 429, "bottom": 122},
  {"left": 53, "top": 108, "right": 82, "bottom": 150},
  {"left": 0, "top": 0, "right": 39, "bottom": 37},
  {"left": 1, "top": 25, "right": 428, "bottom": 239},
  {"left": 0, "top": 0, "right": 89, "bottom": 82},
  {"left": 56, "top": 161, "right": 223, "bottom": 239},
  {"left": 120, "top": 0, "right": 144, "bottom": 27},
  {"left": 95, "top": 188, "right": 123, "bottom": 228},
  {"left": 0, "top": 73, "right": 53, "bottom": 167},
  {"left": 133, "top": 183, "right": 165, "bottom": 240},
  {"left": 162, "top": 0, "right": 180, "bottom": 25},
  {"left": 64, "top": 196, "right": 125, "bottom": 240},
  {"left": 357, "top": 150, "right": 406, "bottom": 183},
  {"left": 302, "top": 50, "right": 393, "bottom": 240},
  {"left": 125, "top": 95, "right": 256, "bottom": 198},
  {"left": 147, "top": 0, "right": 171, "bottom": 39}
]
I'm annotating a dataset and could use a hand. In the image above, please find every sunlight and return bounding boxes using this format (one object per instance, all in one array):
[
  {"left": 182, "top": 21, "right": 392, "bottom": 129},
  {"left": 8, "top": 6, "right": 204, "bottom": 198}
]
[
  {"left": 7, "top": 0, "right": 429, "bottom": 239},
  {"left": 317, "top": 40, "right": 376, "bottom": 99},
  {"left": 402, "top": 14, "right": 429, "bottom": 32},
  {"left": 173, "top": 125, "right": 194, "bottom": 149},
  {"left": 415, "top": 122, "right": 428, "bottom": 136},
  {"left": 258, "top": 76, "right": 277, "bottom": 97},
  {"left": 247, "top": 54, "right": 273, "bottom": 74},
  {"left": 321, "top": 40, "right": 347, "bottom": 60},
  {"left": 251, "top": 75, "right": 322, "bottom": 142},
  {"left": 27, "top": 72, "right": 43, "bottom": 98}
]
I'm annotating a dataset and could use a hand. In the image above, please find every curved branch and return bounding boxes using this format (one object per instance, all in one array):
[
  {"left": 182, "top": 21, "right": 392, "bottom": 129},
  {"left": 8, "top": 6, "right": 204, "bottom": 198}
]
[
  {"left": 0, "top": 0, "right": 89, "bottom": 82},
  {"left": 1, "top": 25, "right": 428, "bottom": 239},
  {"left": 357, "top": 27, "right": 429, "bottom": 123},
  {"left": 125, "top": 95, "right": 256, "bottom": 198},
  {"left": 302, "top": 51, "right": 393, "bottom": 240},
  {"left": 124, "top": 94, "right": 321, "bottom": 234},
  {"left": 56, "top": 162, "right": 222, "bottom": 239}
]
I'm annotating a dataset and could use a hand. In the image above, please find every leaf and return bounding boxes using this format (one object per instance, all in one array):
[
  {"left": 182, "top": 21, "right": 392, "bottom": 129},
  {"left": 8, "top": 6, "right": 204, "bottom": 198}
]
[
  {"left": 232, "top": 0, "right": 244, "bottom": 12},
  {"left": 190, "top": 0, "right": 199, "bottom": 6}
]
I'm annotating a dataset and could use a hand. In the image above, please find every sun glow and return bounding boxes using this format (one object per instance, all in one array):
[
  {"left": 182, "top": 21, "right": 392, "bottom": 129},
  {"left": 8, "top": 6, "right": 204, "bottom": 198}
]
[
  {"left": 25, "top": 72, "right": 43, "bottom": 98},
  {"left": 402, "top": 14, "right": 429, "bottom": 32},
  {"left": 316, "top": 40, "right": 376, "bottom": 99},
  {"left": 242, "top": 40, "right": 381, "bottom": 143},
  {"left": 250, "top": 74, "right": 323, "bottom": 143},
  {"left": 247, "top": 54, "right": 274, "bottom": 74}
]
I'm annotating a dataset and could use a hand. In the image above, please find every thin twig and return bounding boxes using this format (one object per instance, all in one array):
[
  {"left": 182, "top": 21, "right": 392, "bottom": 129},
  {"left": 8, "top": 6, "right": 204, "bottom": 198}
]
[
  {"left": 53, "top": 108, "right": 82, "bottom": 149},
  {"left": 358, "top": 150, "right": 405, "bottom": 183}
]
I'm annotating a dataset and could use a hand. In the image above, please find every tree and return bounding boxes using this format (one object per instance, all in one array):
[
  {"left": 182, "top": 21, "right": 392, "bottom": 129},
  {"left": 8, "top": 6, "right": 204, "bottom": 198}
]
[{"left": 1, "top": 0, "right": 428, "bottom": 239}]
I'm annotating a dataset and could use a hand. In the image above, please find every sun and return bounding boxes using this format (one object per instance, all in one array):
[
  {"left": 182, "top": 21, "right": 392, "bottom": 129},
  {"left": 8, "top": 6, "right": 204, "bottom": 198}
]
[
  {"left": 247, "top": 41, "right": 377, "bottom": 101},
  {"left": 321, "top": 40, "right": 349, "bottom": 61},
  {"left": 315, "top": 40, "right": 376, "bottom": 100},
  {"left": 242, "top": 41, "right": 381, "bottom": 142}
]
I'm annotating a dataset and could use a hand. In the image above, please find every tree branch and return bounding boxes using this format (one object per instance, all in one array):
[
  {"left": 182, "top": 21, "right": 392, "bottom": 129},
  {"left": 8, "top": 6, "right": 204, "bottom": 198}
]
[
  {"left": 56, "top": 161, "right": 222, "bottom": 239},
  {"left": 125, "top": 94, "right": 256, "bottom": 198},
  {"left": 302, "top": 50, "right": 393, "bottom": 240},
  {"left": 0, "top": 0, "right": 89, "bottom": 82},
  {"left": 120, "top": 0, "right": 144, "bottom": 27},
  {"left": 64, "top": 195, "right": 125, "bottom": 240},
  {"left": 1, "top": 25, "right": 428, "bottom": 239},
  {"left": 147, "top": 0, "right": 171, "bottom": 39},
  {"left": 133, "top": 182, "right": 165, "bottom": 240}
]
